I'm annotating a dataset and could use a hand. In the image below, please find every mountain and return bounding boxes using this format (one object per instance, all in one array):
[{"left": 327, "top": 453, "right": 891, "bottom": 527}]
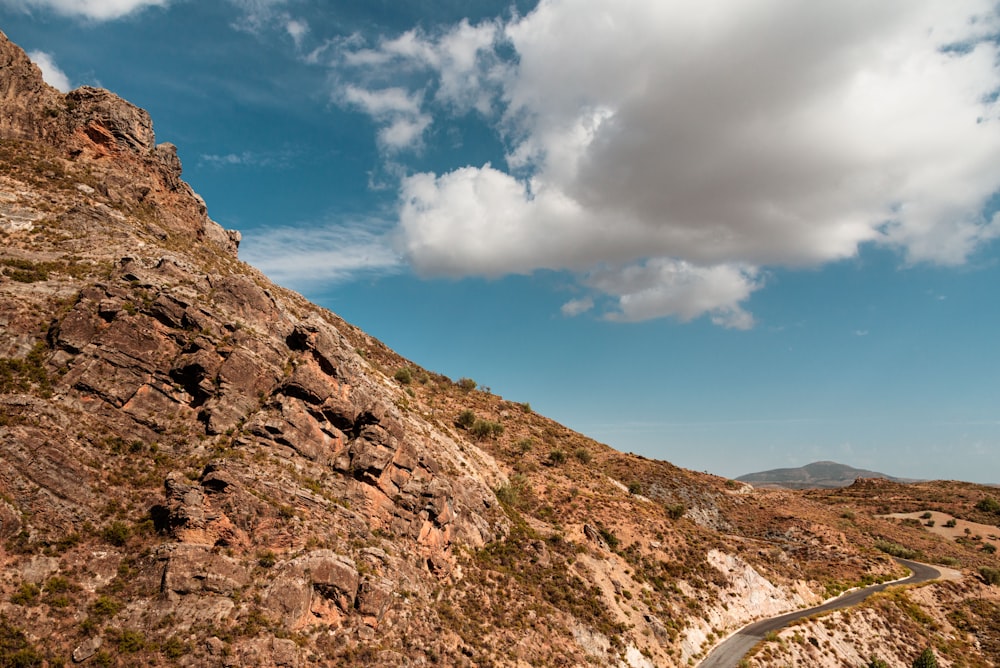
[
  {"left": 736, "top": 461, "right": 908, "bottom": 489},
  {"left": 1, "top": 29, "right": 998, "bottom": 667}
]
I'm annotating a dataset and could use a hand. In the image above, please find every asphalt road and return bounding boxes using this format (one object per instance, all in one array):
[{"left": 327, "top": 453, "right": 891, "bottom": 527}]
[{"left": 697, "top": 558, "right": 941, "bottom": 668}]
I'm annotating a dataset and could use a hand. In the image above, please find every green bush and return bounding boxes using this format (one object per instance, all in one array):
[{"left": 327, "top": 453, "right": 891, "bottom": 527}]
[
  {"left": 456, "top": 377, "right": 477, "bottom": 391},
  {"left": 101, "top": 521, "right": 131, "bottom": 547},
  {"left": 664, "top": 503, "right": 686, "bottom": 520},
  {"left": 161, "top": 636, "right": 189, "bottom": 659},
  {"left": 945, "top": 518, "right": 957, "bottom": 528},
  {"left": 117, "top": 629, "right": 145, "bottom": 653},
  {"left": 874, "top": 539, "right": 919, "bottom": 560},
  {"left": 470, "top": 419, "right": 504, "bottom": 440},
  {"left": 547, "top": 449, "right": 567, "bottom": 466},
  {"left": 981, "top": 567, "right": 1000, "bottom": 585},
  {"left": 573, "top": 447, "right": 592, "bottom": 464},
  {"left": 456, "top": 409, "right": 476, "bottom": 429},
  {"left": 975, "top": 497, "right": 1000, "bottom": 514},
  {"left": 10, "top": 583, "right": 39, "bottom": 606},
  {"left": 257, "top": 550, "right": 277, "bottom": 568},
  {"left": 868, "top": 657, "right": 889, "bottom": 668},
  {"left": 627, "top": 481, "right": 644, "bottom": 496},
  {"left": 911, "top": 647, "right": 938, "bottom": 668},
  {"left": 90, "top": 596, "right": 121, "bottom": 619},
  {"left": 393, "top": 367, "right": 412, "bottom": 384}
]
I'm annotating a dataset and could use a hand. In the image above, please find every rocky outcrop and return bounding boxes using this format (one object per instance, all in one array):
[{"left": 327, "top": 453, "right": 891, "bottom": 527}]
[{"left": 0, "top": 29, "right": 507, "bottom": 667}]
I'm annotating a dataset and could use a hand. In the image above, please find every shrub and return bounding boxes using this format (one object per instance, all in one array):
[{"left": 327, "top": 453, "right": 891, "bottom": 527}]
[
  {"left": 664, "top": 503, "right": 686, "bottom": 520},
  {"left": 393, "top": 367, "right": 412, "bottom": 384},
  {"left": 982, "top": 543, "right": 996, "bottom": 554},
  {"left": 627, "top": 481, "right": 644, "bottom": 496},
  {"left": 547, "top": 449, "right": 567, "bottom": 466},
  {"left": 456, "top": 410, "right": 476, "bottom": 430},
  {"left": 101, "top": 521, "right": 131, "bottom": 547},
  {"left": 456, "top": 377, "right": 477, "bottom": 391},
  {"left": 44, "top": 576, "right": 72, "bottom": 594},
  {"left": 975, "top": 497, "right": 1000, "bottom": 514},
  {"left": 945, "top": 519, "right": 957, "bottom": 528},
  {"left": 10, "top": 583, "right": 39, "bottom": 606},
  {"left": 980, "top": 567, "right": 1000, "bottom": 585},
  {"left": 573, "top": 447, "right": 591, "bottom": 464},
  {"left": 516, "top": 438, "right": 533, "bottom": 453},
  {"left": 161, "top": 636, "right": 189, "bottom": 659},
  {"left": 920, "top": 512, "right": 932, "bottom": 520},
  {"left": 495, "top": 475, "right": 531, "bottom": 510},
  {"left": 911, "top": 647, "right": 938, "bottom": 668},
  {"left": 117, "top": 629, "right": 145, "bottom": 653},
  {"left": 90, "top": 596, "right": 121, "bottom": 619},
  {"left": 874, "top": 540, "right": 919, "bottom": 560},
  {"left": 868, "top": 657, "right": 889, "bottom": 668},
  {"left": 470, "top": 419, "right": 504, "bottom": 440},
  {"left": 257, "top": 550, "right": 277, "bottom": 568}
]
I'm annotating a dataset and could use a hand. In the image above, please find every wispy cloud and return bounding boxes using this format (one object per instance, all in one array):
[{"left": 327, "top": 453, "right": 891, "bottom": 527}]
[
  {"left": 9, "top": 0, "right": 168, "bottom": 20},
  {"left": 198, "top": 149, "right": 296, "bottom": 169},
  {"left": 27, "top": 50, "right": 71, "bottom": 92},
  {"left": 239, "top": 218, "right": 402, "bottom": 288}
]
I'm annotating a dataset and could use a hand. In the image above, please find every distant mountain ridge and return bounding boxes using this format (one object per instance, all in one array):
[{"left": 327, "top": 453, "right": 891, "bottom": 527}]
[{"left": 736, "top": 460, "right": 908, "bottom": 489}]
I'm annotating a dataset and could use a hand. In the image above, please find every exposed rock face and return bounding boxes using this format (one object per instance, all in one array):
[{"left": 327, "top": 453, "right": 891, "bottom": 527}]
[{"left": 0, "top": 28, "right": 506, "bottom": 666}]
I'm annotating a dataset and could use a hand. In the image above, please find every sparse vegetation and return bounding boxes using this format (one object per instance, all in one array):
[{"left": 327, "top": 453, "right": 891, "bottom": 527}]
[
  {"left": 546, "top": 448, "right": 566, "bottom": 466},
  {"left": 976, "top": 497, "right": 1000, "bottom": 514},
  {"left": 470, "top": 418, "right": 504, "bottom": 439},
  {"left": 0, "top": 616, "right": 44, "bottom": 667},
  {"left": 874, "top": 539, "right": 920, "bottom": 560},
  {"left": 101, "top": 520, "right": 131, "bottom": 546},
  {"left": 980, "top": 567, "right": 1000, "bottom": 586},
  {"left": 393, "top": 367, "right": 413, "bottom": 384}
]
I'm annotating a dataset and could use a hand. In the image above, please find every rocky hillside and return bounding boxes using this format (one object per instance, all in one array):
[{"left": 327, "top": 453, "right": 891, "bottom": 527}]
[{"left": 1, "top": 30, "right": 998, "bottom": 667}]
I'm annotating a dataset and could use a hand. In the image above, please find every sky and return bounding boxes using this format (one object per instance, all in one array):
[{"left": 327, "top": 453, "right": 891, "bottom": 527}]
[{"left": 2, "top": 0, "right": 999, "bottom": 484}]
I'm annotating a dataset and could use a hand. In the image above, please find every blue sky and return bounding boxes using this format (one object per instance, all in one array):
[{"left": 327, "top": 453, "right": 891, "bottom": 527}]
[{"left": 3, "top": 0, "right": 999, "bottom": 483}]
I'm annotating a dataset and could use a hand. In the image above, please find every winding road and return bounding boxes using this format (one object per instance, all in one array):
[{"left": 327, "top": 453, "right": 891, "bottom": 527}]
[{"left": 697, "top": 558, "right": 942, "bottom": 667}]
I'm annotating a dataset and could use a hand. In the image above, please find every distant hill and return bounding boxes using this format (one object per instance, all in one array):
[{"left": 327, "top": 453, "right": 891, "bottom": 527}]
[{"left": 736, "top": 460, "right": 907, "bottom": 489}]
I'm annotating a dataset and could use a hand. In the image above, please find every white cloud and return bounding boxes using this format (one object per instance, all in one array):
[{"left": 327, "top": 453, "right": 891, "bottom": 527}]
[
  {"left": 27, "top": 50, "right": 71, "bottom": 92},
  {"left": 13, "top": 0, "right": 167, "bottom": 20},
  {"left": 373, "top": 1, "right": 1000, "bottom": 326},
  {"left": 239, "top": 220, "right": 401, "bottom": 287},
  {"left": 342, "top": 86, "right": 430, "bottom": 151},
  {"left": 330, "top": 19, "right": 506, "bottom": 155},
  {"left": 561, "top": 297, "right": 593, "bottom": 318},
  {"left": 588, "top": 260, "right": 760, "bottom": 328},
  {"left": 286, "top": 18, "right": 308, "bottom": 47}
]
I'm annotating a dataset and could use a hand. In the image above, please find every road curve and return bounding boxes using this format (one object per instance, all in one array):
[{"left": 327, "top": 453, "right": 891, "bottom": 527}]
[{"left": 697, "top": 558, "right": 941, "bottom": 668}]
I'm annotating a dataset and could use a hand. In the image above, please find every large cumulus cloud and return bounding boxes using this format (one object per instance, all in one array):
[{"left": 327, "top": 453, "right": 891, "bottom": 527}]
[{"left": 376, "top": 1, "right": 1000, "bottom": 327}]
